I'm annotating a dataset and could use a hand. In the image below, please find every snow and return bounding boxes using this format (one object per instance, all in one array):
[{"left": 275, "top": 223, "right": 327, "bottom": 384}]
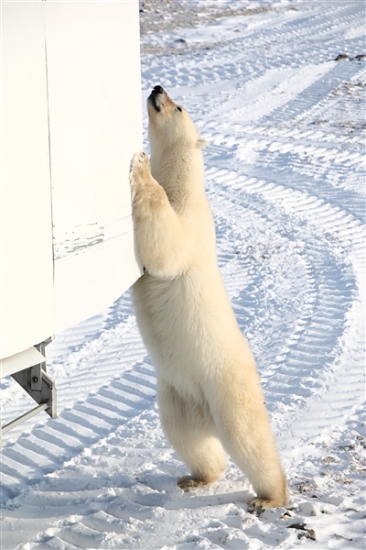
[{"left": 1, "top": 1, "right": 365, "bottom": 548}]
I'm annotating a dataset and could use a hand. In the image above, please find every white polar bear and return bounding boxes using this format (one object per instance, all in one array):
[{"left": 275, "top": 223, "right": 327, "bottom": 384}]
[{"left": 129, "top": 85, "right": 288, "bottom": 509}]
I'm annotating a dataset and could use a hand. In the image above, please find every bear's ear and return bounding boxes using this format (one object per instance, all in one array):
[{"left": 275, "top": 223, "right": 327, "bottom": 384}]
[{"left": 196, "top": 137, "right": 208, "bottom": 149}]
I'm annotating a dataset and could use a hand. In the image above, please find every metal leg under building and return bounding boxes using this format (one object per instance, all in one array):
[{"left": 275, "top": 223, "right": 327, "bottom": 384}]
[{"left": 1, "top": 341, "right": 57, "bottom": 446}]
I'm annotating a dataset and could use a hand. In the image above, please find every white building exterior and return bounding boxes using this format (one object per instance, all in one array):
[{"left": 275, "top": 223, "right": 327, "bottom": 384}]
[{"left": 1, "top": 0, "right": 143, "bottom": 435}]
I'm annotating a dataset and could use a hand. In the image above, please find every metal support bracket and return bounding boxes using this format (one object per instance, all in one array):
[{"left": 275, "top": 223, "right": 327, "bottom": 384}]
[{"left": 1, "top": 339, "right": 57, "bottom": 446}]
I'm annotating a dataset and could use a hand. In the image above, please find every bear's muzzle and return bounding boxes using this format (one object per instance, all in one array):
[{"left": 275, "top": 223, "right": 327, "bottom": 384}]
[{"left": 148, "top": 85, "right": 165, "bottom": 112}]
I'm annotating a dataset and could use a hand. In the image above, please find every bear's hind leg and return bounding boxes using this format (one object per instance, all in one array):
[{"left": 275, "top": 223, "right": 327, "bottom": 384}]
[
  {"left": 158, "top": 379, "right": 226, "bottom": 489},
  {"left": 209, "top": 380, "right": 288, "bottom": 509}
]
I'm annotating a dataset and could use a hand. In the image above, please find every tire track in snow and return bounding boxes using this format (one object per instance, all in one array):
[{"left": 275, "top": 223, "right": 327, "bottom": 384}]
[
  {"left": 141, "top": 1, "right": 364, "bottom": 94},
  {"left": 1, "top": 374, "right": 176, "bottom": 549},
  {"left": 1, "top": 370, "right": 161, "bottom": 548},
  {"left": 0, "top": 338, "right": 155, "bottom": 507},
  {"left": 205, "top": 165, "right": 364, "bottom": 449}
]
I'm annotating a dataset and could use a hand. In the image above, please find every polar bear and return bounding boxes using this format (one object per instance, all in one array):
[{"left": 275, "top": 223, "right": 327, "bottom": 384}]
[{"left": 129, "top": 85, "right": 288, "bottom": 509}]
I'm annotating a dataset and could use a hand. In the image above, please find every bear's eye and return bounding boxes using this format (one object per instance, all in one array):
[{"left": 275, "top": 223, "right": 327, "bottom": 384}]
[{"left": 176, "top": 106, "right": 182, "bottom": 112}]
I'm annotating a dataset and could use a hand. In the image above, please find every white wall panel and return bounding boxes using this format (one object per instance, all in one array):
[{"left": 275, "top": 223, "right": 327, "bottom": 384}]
[
  {"left": 45, "top": 1, "right": 142, "bottom": 331},
  {"left": 1, "top": 0, "right": 142, "bottom": 361},
  {"left": 1, "top": 2, "right": 54, "bottom": 359}
]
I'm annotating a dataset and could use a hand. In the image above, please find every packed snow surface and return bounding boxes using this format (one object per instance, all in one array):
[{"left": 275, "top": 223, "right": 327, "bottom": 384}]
[{"left": 1, "top": 1, "right": 365, "bottom": 548}]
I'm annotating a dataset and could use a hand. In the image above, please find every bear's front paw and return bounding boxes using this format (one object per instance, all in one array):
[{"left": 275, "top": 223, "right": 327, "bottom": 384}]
[{"left": 129, "top": 151, "right": 151, "bottom": 190}]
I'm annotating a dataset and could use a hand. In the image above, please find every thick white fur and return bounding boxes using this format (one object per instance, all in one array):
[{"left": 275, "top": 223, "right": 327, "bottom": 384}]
[{"left": 130, "top": 87, "right": 288, "bottom": 509}]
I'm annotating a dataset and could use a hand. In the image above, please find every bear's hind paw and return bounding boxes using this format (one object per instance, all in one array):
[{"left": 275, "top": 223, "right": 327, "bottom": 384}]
[
  {"left": 178, "top": 476, "right": 211, "bottom": 491},
  {"left": 248, "top": 496, "right": 287, "bottom": 510}
]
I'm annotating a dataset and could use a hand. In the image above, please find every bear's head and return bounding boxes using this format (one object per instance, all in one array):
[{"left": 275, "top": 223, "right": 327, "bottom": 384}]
[{"left": 147, "top": 86, "right": 207, "bottom": 152}]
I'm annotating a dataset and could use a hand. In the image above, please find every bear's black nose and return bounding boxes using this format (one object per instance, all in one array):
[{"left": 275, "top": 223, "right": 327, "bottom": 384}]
[{"left": 153, "top": 85, "right": 164, "bottom": 95}]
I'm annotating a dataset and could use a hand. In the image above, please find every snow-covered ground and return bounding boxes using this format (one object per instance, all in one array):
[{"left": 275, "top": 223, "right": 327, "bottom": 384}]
[{"left": 1, "top": 1, "right": 365, "bottom": 548}]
